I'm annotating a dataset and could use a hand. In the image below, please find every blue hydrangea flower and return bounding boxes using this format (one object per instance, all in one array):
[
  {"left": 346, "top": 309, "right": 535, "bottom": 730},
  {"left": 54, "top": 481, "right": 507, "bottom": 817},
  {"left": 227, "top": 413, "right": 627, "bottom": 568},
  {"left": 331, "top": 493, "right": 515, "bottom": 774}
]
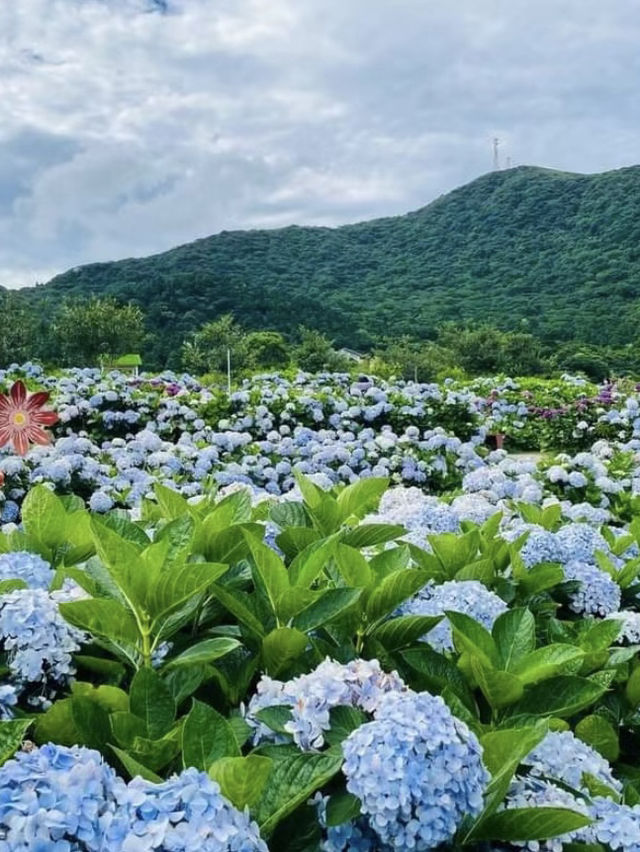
[
  {"left": 398, "top": 580, "right": 507, "bottom": 652},
  {"left": 0, "top": 588, "right": 84, "bottom": 694},
  {"left": 501, "top": 777, "right": 589, "bottom": 852},
  {"left": 563, "top": 560, "right": 621, "bottom": 616},
  {"left": 609, "top": 610, "right": 640, "bottom": 644},
  {"left": 575, "top": 796, "right": 640, "bottom": 851},
  {"left": 0, "top": 685, "right": 17, "bottom": 719},
  {"left": 107, "top": 767, "right": 267, "bottom": 851},
  {"left": 315, "top": 794, "right": 385, "bottom": 852},
  {"left": 342, "top": 690, "right": 489, "bottom": 851},
  {"left": 523, "top": 730, "right": 621, "bottom": 794},
  {"left": 556, "top": 522, "right": 610, "bottom": 564},
  {"left": 0, "top": 553, "right": 53, "bottom": 590},
  {"left": 89, "top": 491, "right": 114, "bottom": 513},
  {"left": 0, "top": 503, "right": 19, "bottom": 525},
  {"left": 0, "top": 743, "right": 120, "bottom": 850},
  {"left": 246, "top": 658, "right": 405, "bottom": 750},
  {"left": 519, "top": 527, "right": 565, "bottom": 568}
]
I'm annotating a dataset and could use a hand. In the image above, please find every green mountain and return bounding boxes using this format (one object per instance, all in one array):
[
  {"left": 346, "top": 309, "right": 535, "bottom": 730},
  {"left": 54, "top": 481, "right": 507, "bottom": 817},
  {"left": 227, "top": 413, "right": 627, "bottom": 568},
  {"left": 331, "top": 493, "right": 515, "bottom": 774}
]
[{"left": 29, "top": 165, "right": 640, "bottom": 364}]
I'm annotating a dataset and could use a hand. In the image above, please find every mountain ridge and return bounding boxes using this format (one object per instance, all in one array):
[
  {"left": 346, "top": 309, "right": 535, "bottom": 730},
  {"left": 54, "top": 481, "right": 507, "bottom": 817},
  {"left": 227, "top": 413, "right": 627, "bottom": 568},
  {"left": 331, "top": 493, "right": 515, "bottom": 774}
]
[{"left": 26, "top": 164, "right": 640, "bottom": 365}]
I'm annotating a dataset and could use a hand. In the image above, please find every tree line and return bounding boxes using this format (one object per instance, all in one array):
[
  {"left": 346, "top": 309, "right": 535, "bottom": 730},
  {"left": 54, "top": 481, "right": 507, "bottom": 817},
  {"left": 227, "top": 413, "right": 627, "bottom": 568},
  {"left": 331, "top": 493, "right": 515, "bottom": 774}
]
[{"left": 2, "top": 291, "right": 637, "bottom": 382}]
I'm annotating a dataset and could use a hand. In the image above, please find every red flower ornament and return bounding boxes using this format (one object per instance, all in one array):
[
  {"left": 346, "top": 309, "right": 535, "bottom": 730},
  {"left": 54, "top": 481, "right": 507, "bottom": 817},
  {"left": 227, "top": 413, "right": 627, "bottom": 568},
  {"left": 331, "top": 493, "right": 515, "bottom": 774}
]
[{"left": 0, "top": 381, "right": 59, "bottom": 456}]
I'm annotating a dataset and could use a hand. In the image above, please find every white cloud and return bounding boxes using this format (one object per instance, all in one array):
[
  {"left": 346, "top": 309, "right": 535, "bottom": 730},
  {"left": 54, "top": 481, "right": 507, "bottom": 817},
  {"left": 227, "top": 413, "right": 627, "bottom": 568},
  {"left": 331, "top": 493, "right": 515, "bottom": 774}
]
[{"left": 1, "top": 0, "right": 639, "bottom": 286}]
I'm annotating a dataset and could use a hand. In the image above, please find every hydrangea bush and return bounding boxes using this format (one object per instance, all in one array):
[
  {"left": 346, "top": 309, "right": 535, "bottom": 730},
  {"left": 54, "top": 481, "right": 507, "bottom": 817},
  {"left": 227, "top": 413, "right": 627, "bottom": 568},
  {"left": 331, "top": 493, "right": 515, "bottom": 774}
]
[{"left": 0, "top": 366, "right": 639, "bottom": 849}]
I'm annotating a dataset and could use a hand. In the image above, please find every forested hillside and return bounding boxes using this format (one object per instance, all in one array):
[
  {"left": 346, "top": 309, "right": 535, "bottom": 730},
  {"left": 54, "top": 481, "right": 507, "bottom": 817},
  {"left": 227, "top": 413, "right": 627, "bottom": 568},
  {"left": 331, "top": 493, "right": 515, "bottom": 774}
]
[{"left": 21, "top": 165, "right": 640, "bottom": 365}]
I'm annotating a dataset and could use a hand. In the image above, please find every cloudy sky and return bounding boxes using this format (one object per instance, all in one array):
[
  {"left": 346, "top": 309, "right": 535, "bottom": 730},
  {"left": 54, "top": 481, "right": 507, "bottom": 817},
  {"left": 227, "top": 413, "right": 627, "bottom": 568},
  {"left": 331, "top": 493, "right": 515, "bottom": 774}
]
[{"left": 1, "top": 0, "right": 639, "bottom": 287}]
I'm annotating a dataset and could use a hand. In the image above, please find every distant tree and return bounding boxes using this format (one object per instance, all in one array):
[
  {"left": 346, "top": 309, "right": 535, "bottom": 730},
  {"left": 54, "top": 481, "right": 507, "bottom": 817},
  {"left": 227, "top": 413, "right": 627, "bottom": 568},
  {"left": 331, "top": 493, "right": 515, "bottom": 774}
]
[
  {"left": 554, "top": 345, "right": 611, "bottom": 382},
  {"left": 498, "top": 332, "right": 549, "bottom": 376},
  {"left": 0, "top": 292, "right": 42, "bottom": 367},
  {"left": 246, "top": 331, "right": 290, "bottom": 369},
  {"left": 181, "top": 314, "right": 249, "bottom": 375},
  {"left": 438, "top": 325, "right": 506, "bottom": 374},
  {"left": 373, "top": 337, "right": 456, "bottom": 382},
  {"left": 53, "top": 298, "right": 145, "bottom": 366},
  {"left": 295, "top": 327, "right": 348, "bottom": 373}
]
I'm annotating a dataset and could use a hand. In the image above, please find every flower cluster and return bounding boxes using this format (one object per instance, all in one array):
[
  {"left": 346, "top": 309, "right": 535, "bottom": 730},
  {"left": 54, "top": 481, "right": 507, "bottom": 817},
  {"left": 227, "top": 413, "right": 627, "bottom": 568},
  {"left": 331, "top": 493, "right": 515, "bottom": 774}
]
[
  {"left": 0, "top": 744, "right": 267, "bottom": 851},
  {"left": 523, "top": 730, "right": 621, "bottom": 793},
  {"left": 563, "top": 560, "right": 621, "bottom": 616},
  {"left": 0, "top": 743, "right": 119, "bottom": 850},
  {"left": 107, "top": 768, "right": 268, "bottom": 851},
  {"left": 398, "top": 580, "right": 508, "bottom": 652},
  {"left": 315, "top": 794, "right": 384, "bottom": 852},
  {"left": 246, "top": 658, "right": 405, "bottom": 750},
  {"left": 501, "top": 777, "right": 589, "bottom": 852},
  {"left": 610, "top": 609, "right": 640, "bottom": 644},
  {"left": 0, "top": 588, "right": 84, "bottom": 702},
  {"left": 342, "top": 690, "right": 489, "bottom": 850},
  {"left": 0, "top": 552, "right": 53, "bottom": 590},
  {"left": 504, "top": 732, "right": 640, "bottom": 851}
]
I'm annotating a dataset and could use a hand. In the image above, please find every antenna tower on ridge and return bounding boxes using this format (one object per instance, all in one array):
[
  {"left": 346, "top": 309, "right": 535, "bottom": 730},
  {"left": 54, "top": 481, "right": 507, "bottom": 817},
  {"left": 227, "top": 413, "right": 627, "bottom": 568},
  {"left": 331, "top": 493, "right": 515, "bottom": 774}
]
[{"left": 493, "top": 137, "right": 500, "bottom": 171}]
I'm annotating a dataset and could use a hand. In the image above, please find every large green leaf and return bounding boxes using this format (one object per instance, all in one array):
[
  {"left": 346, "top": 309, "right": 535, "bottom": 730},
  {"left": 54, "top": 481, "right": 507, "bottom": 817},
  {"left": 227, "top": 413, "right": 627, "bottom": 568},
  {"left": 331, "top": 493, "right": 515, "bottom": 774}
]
[
  {"left": 98, "top": 512, "right": 151, "bottom": 548},
  {"left": 34, "top": 699, "right": 83, "bottom": 746},
  {"left": 269, "top": 500, "right": 309, "bottom": 530},
  {"left": 163, "top": 637, "right": 240, "bottom": 670},
  {"left": 472, "top": 808, "right": 590, "bottom": 842},
  {"left": 208, "top": 755, "right": 272, "bottom": 809},
  {"left": 511, "top": 645, "right": 585, "bottom": 685},
  {"left": 290, "top": 537, "right": 340, "bottom": 588},
  {"left": 262, "top": 627, "right": 308, "bottom": 676},
  {"left": 207, "top": 489, "right": 253, "bottom": 527},
  {"left": 626, "top": 666, "right": 640, "bottom": 706},
  {"left": 369, "top": 615, "right": 442, "bottom": 650},
  {"left": 506, "top": 676, "right": 606, "bottom": 719},
  {"left": 63, "top": 509, "right": 96, "bottom": 563},
  {"left": 428, "top": 530, "right": 479, "bottom": 573},
  {"left": 153, "top": 514, "right": 196, "bottom": 572},
  {"left": 245, "top": 533, "right": 290, "bottom": 613},
  {"left": 292, "top": 588, "right": 361, "bottom": 632},
  {"left": 446, "top": 610, "right": 501, "bottom": 668},
  {"left": 129, "top": 668, "right": 176, "bottom": 738},
  {"left": 182, "top": 700, "right": 240, "bottom": 770},
  {"left": 471, "top": 659, "right": 524, "bottom": 709},
  {"left": 464, "top": 723, "right": 548, "bottom": 839},
  {"left": 334, "top": 544, "right": 372, "bottom": 587},
  {"left": 518, "top": 562, "right": 564, "bottom": 595},
  {"left": 212, "top": 584, "right": 266, "bottom": 638},
  {"left": 21, "top": 485, "right": 67, "bottom": 550},
  {"left": 109, "top": 745, "right": 163, "bottom": 783},
  {"left": 575, "top": 715, "right": 619, "bottom": 762},
  {"left": 148, "top": 561, "right": 227, "bottom": 628},
  {"left": 492, "top": 608, "right": 536, "bottom": 670},
  {"left": 365, "top": 570, "right": 430, "bottom": 622},
  {"left": 336, "top": 477, "right": 388, "bottom": 520},
  {"left": 0, "top": 719, "right": 32, "bottom": 766},
  {"left": 255, "top": 750, "right": 343, "bottom": 835},
  {"left": 401, "top": 645, "right": 475, "bottom": 710},
  {"left": 70, "top": 696, "right": 111, "bottom": 750},
  {"left": 59, "top": 598, "right": 140, "bottom": 649},
  {"left": 128, "top": 728, "right": 182, "bottom": 771},
  {"left": 154, "top": 482, "right": 192, "bottom": 519},
  {"left": 324, "top": 706, "right": 368, "bottom": 746},
  {"left": 276, "top": 527, "right": 321, "bottom": 561},
  {"left": 342, "top": 524, "right": 405, "bottom": 549},
  {"left": 90, "top": 517, "right": 147, "bottom": 613},
  {"left": 203, "top": 523, "right": 262, "bottom": 564}
]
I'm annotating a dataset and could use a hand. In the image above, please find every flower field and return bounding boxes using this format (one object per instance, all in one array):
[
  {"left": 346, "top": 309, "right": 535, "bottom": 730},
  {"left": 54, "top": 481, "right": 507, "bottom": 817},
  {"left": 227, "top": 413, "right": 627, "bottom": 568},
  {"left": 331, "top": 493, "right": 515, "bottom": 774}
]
[{"left": 2, "top": 364, "right": 640, "bottom": 849}]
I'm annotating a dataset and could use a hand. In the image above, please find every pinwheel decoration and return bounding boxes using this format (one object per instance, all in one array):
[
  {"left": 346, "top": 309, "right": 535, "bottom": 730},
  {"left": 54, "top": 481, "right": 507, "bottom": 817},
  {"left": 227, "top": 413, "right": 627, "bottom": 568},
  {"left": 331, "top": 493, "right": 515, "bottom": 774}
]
[{"left": 0, "top": 381, "right": 59, "bottom": 456}]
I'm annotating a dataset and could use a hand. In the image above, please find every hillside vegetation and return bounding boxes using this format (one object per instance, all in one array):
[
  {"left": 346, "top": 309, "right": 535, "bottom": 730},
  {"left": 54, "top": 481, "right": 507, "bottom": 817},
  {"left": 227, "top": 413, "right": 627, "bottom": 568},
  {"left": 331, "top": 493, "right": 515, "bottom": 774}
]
[{"left": 22, "top": 165, "right": 640, "bottom": 364}]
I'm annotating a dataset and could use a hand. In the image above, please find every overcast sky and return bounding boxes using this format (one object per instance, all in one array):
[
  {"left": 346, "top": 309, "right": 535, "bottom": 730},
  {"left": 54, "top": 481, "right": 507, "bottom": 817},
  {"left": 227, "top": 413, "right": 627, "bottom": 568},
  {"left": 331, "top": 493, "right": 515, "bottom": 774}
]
[{"left": 1, "top": 0, "right": 639, "bottom": 287}]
